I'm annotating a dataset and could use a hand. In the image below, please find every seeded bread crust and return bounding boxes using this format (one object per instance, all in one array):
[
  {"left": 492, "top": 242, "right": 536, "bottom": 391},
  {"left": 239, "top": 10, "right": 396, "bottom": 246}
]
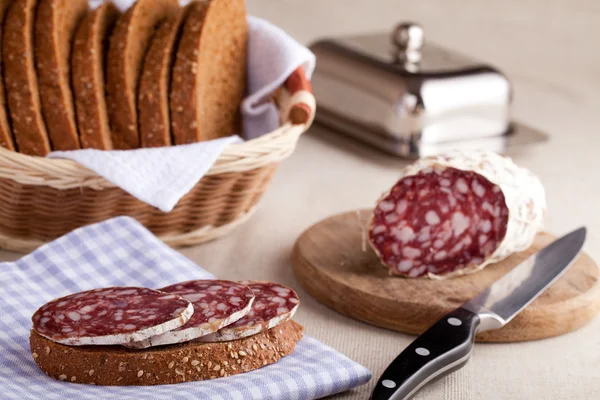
[
  {"left": 35, "top": 0, "right": 88, "bottom": 151},
  {"left": 71, "top": 3, "right": 119, "bottom": 150},
  {"left": 30, "top": 319, "right": 303, "bottom": 386},
  {"left": 2, "top": 0, "right": 51, "bottom": 156},
  {"left": 170, "top": 0, "right": 247, "bottom": 144},
  {"left": 106, "top": 0, "right": 179, "bottom": 150},
  {"left": 0, "top": 0, "right": 15, "bottom": 151},
  {"left": 138, "top": 6, "right": 189, "bottom": 148}
]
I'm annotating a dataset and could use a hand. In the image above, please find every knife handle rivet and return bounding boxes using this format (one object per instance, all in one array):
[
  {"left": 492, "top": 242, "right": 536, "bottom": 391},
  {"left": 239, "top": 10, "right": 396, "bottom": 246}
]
[
  {"left": 415, "top": 347, "right": 430, "bottom": 356},
  {"left": 381, "top": 379, "right": 397, "bottom": 388},
  {"left": 447, "top": 317, "right": 462, "bottom": 326}
]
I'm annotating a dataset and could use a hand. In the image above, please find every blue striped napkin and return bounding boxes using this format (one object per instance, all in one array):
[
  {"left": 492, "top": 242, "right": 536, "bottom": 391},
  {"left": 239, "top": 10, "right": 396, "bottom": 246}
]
[{"left": 0, "top": 217, "right": 371, "bottom": 399}]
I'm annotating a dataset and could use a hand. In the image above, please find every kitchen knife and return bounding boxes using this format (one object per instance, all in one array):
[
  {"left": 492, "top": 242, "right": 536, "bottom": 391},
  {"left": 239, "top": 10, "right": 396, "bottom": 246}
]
[{"left": 370, "top": 227, "right": 587, "bottom": 400}]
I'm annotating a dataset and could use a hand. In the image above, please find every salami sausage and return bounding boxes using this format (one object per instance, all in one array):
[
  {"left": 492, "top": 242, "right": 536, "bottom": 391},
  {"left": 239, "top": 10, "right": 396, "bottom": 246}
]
[
  {"left": 31, "top": 287, "right": 193, "bottom": 346},
  {"left": 199, "top": 281, "right": 300, "bottom": 342},
  {"left": 126, "top": 280, "right": 255, "bottom": 348},
  {"left": 368, "top": 150, "right": 546, "bottom": 279}
]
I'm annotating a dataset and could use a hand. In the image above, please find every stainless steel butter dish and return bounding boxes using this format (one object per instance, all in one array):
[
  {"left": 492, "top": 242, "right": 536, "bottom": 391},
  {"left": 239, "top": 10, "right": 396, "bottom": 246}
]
[{"left": 309, "top": 22, "right": 548, "bottom": 158}]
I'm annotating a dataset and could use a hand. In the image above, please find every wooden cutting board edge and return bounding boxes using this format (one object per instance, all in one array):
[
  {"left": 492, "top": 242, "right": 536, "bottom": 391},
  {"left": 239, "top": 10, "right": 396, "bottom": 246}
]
[{"left": 291, "top": 209, "right": 600, "bottom": 343}]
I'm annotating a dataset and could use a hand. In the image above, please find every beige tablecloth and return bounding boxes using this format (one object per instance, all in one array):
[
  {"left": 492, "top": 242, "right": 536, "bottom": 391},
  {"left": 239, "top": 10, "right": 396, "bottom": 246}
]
[
  {"left": 233, "top": 1, "right": 600, "bottom": 398},
  {"left": 2, "top": 1, "right": 599, "bottom": 399}
]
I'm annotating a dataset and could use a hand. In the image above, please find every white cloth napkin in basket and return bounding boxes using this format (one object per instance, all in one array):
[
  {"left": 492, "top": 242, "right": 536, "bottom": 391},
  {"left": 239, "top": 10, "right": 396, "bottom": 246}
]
[
  {"left": 48, "top": 4, "right": 316, "bottom": 213},
  {"left": 0, "top": 216, "right": 371, "bottom": 400}
]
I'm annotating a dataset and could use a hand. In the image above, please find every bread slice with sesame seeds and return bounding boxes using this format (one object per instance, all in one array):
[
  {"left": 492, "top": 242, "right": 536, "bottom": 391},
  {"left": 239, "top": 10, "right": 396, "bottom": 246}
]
[
  {"left": 34, "top": 0, "right": 88, "bottom": 151},
  {"left": 170, "top": 0, "right": 247, "bottom": 145},
  {"left": 2, "top": 0, "right": 52, "bottom": 156},
  {"left": 0, "top": 0, "right": 16, "bottom": 151},
  {"left": 138, "top": 6, "right": 189, "bottom": 148},
  {"left": 105, "top": 0, "right": 179, "bottom": 150},
  {"left": 71, "top": 3, "right": 120, "bottom": 150},
  {"left": 30, "top": 319, "right": 303, "bottom": 385}
]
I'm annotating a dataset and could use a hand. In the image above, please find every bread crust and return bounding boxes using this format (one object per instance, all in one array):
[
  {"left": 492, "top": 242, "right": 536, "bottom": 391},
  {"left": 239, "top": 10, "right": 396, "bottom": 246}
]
[
  {"left": 106, "top": 0, "right": 179, "bottom": 150},
  {"left": 35, "top": 0, "right": 88, "bottom": 151},
  {"left": 71, "top": 3, "right": 119, "bottom": 150},
  {"left": 170, "top": 0, "right": 247, "bottom": 144},
  {"left": 0, "top": 0, "right": 15, "bottom": 151},
  {"left": 3, "top": 0, "right": 51, "bottom": 156},
  {"left": 138, "top": 6, "right": 189, "bottom": 148},
  {"left": 30, "top": 319, "right": 303, "bottom": 385}
]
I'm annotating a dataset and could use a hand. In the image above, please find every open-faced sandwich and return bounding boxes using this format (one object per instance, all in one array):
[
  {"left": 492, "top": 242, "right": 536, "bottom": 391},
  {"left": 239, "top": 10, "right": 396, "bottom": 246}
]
[{"left": 29, "top": 280, "right": 302, "bottom": 385}]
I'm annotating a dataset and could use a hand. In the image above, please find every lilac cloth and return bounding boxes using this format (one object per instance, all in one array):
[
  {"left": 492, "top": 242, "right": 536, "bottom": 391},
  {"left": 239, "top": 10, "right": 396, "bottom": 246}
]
[{"left": 0, "top": 217, "right": 371, "bottom": 399}]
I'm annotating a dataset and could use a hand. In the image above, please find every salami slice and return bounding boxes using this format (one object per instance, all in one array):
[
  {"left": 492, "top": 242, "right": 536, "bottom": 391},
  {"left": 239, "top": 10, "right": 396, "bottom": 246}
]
[
  {"left": 368, "top": 150, "right": 546, "bottom": 279},
  {"left": 31, "top": 287, "right": 193, "bottom": 346},
  {"left": 126, "top": 280, "right": 255, "bottom": 348},
  {"left": 199, "top": 281, "right": 300, "bottom": 342}
]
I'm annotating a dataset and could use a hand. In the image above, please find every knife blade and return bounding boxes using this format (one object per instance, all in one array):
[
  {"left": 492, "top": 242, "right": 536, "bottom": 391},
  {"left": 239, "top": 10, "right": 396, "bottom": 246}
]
[{"left": 370, "top": 227, "right": 587, "bottom": 400}]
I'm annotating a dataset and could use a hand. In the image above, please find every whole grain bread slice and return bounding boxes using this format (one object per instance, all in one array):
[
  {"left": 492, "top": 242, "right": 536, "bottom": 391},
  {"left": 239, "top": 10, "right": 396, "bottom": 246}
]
[
  {"left": 170, "top": 0, "right": 248, "bottom": 145},
  {"left": 30, "top": 319, "right": 303, "bottom": 386},
  {"left": 106, "top": 0, "right": 179, "bottom": 150},
  {"left": 2, "top": 0, "right": 51, "bottom": 156},
  {"left": 35, "top": 0, "right": 88, "bottom": 151},
  {"left": 71, "top": 3, "right": 120, "bottom": 150},
  {"left": 0, "top": 0, "right": 15, "bottom": 151},
  {"left": 138, "top": 6, "right": 189, "bottom": 148}
]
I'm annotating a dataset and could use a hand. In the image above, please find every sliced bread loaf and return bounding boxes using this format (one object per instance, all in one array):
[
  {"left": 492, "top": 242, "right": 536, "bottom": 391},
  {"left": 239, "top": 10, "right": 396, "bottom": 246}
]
[
  {"left": 30, "top": 319, "right": 303, "bottom": 385},
  {"left": 106, "top": 0, "right": 179, "bottom": 150},
  {"left": 0, "top": 0, "right": 15, "bottom": 151},
  {"left": 35, "top": 0, "right": 88, "bottom": 151},
  {"left": 138, "top": 6, "right": 189, "bottom": 148},
  {"left": 170, "top": 0, "right": 248, "bottom": 144},
  {"left": 2, "top": 0, "right": 51, "bottom": 156},
  {"left": 71, "top": 3, "right": 120, "bottom": 150}
]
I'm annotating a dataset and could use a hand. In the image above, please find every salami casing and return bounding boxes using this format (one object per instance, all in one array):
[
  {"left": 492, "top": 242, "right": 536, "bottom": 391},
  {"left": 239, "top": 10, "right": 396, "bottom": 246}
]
[
  {"left": 127, "top": 280, "right": 255, "bottom": 348},
  {"left": 199, "top": 281, "right": 300, "bottom": 342},
  {"left": 368, "top": 150, "right": 546, "bottom": 279},
  {"left": 31, "top": 287, "right": 193, "bottom": 346}
]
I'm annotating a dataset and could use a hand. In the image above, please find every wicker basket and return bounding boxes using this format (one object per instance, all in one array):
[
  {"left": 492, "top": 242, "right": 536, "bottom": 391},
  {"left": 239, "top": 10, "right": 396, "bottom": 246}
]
[{"left": 0, "top": 68, "right": 315, "bottom": 253}]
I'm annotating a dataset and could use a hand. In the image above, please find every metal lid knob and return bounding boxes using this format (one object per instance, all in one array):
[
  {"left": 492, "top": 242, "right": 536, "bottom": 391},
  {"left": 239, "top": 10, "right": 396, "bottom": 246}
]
[{"left": 392, "top": 22, "right": 424, "bottom": 65}]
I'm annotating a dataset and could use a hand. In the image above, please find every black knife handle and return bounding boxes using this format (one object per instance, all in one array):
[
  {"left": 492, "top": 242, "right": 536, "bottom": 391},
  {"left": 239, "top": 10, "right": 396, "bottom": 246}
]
[{"left": 370, "top": 307, "right": 481, "bottom": 400}]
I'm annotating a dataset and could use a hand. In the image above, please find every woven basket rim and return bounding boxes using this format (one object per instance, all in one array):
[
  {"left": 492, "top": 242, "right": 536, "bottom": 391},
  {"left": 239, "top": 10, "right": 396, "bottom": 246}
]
[{"left": 0, "top": 120, "right": 296, "bottom": 169}]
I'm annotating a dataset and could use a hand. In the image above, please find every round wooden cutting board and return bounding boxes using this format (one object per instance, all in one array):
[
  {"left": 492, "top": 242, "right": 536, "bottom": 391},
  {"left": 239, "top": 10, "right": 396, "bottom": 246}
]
[{"left": 292, "top": 209, "right": 600, "bottom": 342}]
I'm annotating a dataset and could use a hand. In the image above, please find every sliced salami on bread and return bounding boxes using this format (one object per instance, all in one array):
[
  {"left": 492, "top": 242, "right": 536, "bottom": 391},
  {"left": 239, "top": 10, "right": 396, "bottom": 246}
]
[
  {"left": 35, "top": 0, "right": 88, "bottom": 151},
  {"left": 170, "top": 0, "right": 248, "bottom": 144},
  {"left": 71, "top": 2, "right": 119, "bottom": 150},
  {"left": 2, "top": 0, "right": 51, "bottom": 156},
  {"left": 200, "top": 281, "right": 300, "bottom": 342},
  {"left": 30, "top": 319, "right": 303, "bottom": 385},
  {"left": 127, "top": 280, "right": 255, "bottom": 349},
  {"left": 106, "top": 0, "right": 179, "bottom": 149},
  {"left": 138, "top": 6, "right": 188, "bottom": 148},
  {"left": 0, "top": 0, "right": 15, "bottom": 151},
  {"left": 31, "top": 287, "right": 193, "bottom": 346}
]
